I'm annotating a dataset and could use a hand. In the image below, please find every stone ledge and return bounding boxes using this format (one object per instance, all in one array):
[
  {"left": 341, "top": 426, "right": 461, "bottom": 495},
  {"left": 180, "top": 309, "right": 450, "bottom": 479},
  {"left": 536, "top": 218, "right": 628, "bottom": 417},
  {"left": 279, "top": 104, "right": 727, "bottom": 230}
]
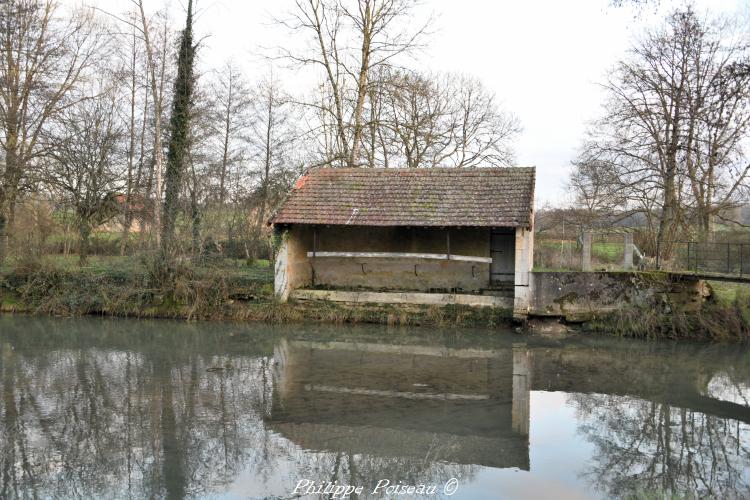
[{"left": 291, "top": 289, "right": 513, "bottom": 308}]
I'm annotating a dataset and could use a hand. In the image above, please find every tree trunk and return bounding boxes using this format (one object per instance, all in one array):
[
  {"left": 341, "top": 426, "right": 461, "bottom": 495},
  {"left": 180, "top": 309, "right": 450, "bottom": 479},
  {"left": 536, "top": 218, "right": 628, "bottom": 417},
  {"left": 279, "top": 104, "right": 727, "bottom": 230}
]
[
  {"left": 137, "top": 0, "right": 165, "bottom": 249},
  {"left": 79, "top": 223, "right": 91, "bottom": 266},
  {"left": 190, "top": 189, "right": 200, "bottom": 261},
  {"left": 349, "top": 1, "right": 372, "bottom": 167},
  {"left": 120, "top": 25, "right": 139, "bottom": 256},
  {"left": 161, "top": 0, "right": 194, "bottom": 258}
]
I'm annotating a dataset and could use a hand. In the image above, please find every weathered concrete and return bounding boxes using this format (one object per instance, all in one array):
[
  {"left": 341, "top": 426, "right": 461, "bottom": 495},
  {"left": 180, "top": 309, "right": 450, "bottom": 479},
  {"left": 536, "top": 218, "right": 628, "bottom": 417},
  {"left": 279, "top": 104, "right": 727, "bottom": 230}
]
[
  {"left": 276, "top": 225, "right": 520, "bottom": 295},
  {"left": 291, "top": 289, "right": 513, "bottom": 308},
  {"left": 273, "top": 236, "right": 290, "bottom": 300},
  {"left": 310, "top": 257, "right": 491, "bottom": 292},
  {"left": 527, "top": 271, "right": 709, "bottom": 321},
  {"left": 274, "top": 227, "right": 315, "bottom": 300},
  {"left": 513, "top": 227, "right": 533, "bottom": 318},
  {"left": 581, "top": 231, "right": 592, "bottom": 272},
  {"left": 623, "top": 233, "right": 634, "bottom": 270},
  {"left": 307, "top": 251, "right": 492, "bottom": 263},
  {"left": 512, "top": 345, "right": 531, "bottom": 436}
]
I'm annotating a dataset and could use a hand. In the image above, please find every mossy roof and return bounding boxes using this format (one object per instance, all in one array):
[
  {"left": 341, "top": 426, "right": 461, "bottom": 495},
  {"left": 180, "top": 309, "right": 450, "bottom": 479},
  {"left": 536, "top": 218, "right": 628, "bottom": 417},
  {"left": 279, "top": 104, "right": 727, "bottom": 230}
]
[{"left": 270, "top": 167, "right": 535, "bottom": 228}]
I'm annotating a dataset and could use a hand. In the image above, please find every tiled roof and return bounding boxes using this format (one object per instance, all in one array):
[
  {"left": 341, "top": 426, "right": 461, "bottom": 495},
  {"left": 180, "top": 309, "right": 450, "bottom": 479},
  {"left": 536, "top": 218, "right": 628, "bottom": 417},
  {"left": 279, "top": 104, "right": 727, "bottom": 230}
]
[{"left": 270, "top": 167, "right": 535, "bottom": 228}]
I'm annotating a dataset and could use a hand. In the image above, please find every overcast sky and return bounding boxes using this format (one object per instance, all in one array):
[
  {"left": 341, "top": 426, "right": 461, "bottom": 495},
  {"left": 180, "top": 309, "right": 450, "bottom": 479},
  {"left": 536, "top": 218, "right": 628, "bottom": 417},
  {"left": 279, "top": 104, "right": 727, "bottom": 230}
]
[{"left": 86, "top": 0, "right": 747, "bottom": 205}]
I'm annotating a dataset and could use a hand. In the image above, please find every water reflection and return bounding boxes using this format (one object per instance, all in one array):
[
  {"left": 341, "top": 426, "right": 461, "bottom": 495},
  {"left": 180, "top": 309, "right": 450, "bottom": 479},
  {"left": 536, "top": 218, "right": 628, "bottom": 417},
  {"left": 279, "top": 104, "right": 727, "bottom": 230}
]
[{"left": 0, "top": 316, "right": 747, "bottom": 499}]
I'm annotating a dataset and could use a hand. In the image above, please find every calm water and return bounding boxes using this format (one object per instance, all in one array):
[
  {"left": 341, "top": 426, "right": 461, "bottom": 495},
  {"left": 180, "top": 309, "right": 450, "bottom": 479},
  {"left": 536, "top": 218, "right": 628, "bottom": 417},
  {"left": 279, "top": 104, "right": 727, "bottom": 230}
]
[{"left": 0, "top": 317, "right": 748, "bottom": 499}]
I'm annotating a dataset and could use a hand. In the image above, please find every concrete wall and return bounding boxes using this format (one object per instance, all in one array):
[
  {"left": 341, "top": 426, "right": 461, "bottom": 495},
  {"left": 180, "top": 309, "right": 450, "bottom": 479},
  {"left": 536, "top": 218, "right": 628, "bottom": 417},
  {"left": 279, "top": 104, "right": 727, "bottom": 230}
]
[
  {"left": 312, "top": 257, "right": 490, "bottom": 292},
  {"left": 513, "top": 227, "right": 534, "bottom": 318},
  {"left": 275, "top": 225, "right": 519, "bottom": 297},
  {"left": 274, "top": 225, "right": 315, "bottom": 300},
  {"left": 526, "top": 272, "right": 709, "bottom": 321}
]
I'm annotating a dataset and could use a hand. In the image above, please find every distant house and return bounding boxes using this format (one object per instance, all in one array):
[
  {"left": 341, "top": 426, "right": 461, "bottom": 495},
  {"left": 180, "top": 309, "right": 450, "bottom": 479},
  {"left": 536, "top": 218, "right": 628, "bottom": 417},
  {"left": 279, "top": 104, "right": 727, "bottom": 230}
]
[{"left": 269, "top": 167, "right": 535, "bottom": 316}]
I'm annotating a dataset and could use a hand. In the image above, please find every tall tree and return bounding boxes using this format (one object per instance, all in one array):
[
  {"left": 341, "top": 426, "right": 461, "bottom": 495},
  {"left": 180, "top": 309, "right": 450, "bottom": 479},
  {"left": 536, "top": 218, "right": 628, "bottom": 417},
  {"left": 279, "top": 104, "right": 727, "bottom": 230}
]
[
  {"left": 161, "top": 0, "right": 195, "bottom": 256},
  {"left": 277, "top": 0, "right": 430, "bottom": 167},
  {"left": 372, "top": 70, "right": 520, "bottom": 168},
  {"left": 0, "top": 0, "right": 103, "bottom": 263},
  {"left": 208, "top": 62, "right": 252, "bottom": 208},
  {"left": 45, "top": 86, "right": 125, "bottom": 265},
  {"left": 571, "top": 9, "right": 750, "bottom": 263},
  {"left": 248, "top": 77, "right": 298, "bottom": 250}
]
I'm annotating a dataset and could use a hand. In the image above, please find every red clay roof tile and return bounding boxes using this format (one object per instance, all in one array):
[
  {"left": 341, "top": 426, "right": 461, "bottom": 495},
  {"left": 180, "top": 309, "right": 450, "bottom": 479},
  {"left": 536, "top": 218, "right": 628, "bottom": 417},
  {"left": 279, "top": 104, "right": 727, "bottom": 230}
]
[{"left": 270, "top": 167, "right": 535, "bottom": 227}]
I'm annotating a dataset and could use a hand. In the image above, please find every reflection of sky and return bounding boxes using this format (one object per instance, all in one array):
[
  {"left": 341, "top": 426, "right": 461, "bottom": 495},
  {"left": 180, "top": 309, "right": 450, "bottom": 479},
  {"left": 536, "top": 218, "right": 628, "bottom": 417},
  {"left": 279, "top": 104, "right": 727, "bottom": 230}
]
[
  {"left": 219, "top": 391, "right": 600, "bottom": 500},
  {"left": 457, "top": 391, "right": 596, "bottom": 500},
  {"left": 211, "top": 389, "right": 750, "bottom": 499},
  {"left": 707, "top": 374, "right": 750, "bottom": 406}
]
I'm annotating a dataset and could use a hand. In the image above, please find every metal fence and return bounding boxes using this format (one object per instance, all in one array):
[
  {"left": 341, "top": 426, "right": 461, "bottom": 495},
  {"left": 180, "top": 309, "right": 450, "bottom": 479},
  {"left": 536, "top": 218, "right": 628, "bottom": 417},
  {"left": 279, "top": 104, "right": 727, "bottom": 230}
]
[{"left": 675, "top": 242, "right": 749, "bottom": 277}]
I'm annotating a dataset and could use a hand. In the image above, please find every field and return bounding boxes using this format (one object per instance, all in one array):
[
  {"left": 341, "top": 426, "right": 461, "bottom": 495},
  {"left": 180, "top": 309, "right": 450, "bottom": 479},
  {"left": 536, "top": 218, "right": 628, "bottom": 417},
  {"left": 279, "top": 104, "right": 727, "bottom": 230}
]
[{"left": 534, "top": 239, "right": 625, "bottom": 271}]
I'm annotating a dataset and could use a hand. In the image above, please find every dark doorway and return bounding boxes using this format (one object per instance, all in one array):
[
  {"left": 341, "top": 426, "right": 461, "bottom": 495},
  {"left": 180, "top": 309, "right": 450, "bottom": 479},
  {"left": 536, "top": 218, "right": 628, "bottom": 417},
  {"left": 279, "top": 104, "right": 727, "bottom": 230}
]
[{"left": 490, "top": 228, "right": 515, "bottom": 288}]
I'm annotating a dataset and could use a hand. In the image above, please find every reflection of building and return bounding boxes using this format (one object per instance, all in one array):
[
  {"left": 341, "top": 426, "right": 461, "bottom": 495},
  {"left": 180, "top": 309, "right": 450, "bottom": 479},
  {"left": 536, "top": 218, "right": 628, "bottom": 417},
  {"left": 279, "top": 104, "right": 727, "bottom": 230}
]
[{"left": 268, "top": 339, "right": 532, "bottom": 470}]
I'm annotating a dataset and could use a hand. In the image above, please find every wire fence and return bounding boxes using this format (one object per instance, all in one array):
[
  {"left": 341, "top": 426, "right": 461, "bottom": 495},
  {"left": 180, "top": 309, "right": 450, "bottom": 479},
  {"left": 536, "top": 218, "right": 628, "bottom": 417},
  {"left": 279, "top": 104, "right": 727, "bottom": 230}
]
[{"left": 674, "top": 242, "right": 749, "bottom": 278}]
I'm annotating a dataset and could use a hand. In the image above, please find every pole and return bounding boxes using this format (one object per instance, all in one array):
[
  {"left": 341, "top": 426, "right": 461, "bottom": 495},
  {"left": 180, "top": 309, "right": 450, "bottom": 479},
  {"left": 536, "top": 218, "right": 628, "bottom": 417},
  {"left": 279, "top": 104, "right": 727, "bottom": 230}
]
[
  {"left": 727, "top": 243, "right": 731, "bottom": 274},
  {"left": 741, "top": 244, "right": 745, "bottom": 278}
]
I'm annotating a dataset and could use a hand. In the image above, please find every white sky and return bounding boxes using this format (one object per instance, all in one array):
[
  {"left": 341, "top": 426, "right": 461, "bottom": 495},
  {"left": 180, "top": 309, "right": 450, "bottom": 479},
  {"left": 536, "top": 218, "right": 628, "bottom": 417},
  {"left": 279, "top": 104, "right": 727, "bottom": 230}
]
[{"left": 84, "top": 0, "right": 747, "bottom": 205}]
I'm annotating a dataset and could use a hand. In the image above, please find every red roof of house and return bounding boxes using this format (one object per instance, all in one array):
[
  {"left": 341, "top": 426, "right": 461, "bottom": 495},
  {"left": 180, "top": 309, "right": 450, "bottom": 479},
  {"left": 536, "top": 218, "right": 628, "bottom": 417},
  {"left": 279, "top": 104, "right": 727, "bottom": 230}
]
[{"left": 270, "top": 167, "right": 535, "bottom": 228}]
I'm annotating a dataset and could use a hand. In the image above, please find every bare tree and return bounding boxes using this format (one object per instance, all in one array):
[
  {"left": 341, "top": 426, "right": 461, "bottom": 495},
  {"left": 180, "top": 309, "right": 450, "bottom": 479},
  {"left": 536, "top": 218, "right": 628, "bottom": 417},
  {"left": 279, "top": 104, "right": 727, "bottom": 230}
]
[
  {"left": 369, "top": 70, "right": 521, "bottom": 168},
  {"left": 276, "top": 0, "right": 430, "bottom": 167},
  {"left": 571, "top": 8, "right": 750, "bottom": 264},
  {"left": 45, "top": 87, "right": 125, "bottom": 265},
  {"left": 130, "top": 0, "right": 171, "bottom": 248},
  {"left": 208, "top": 62, "right": 252, "bottom": 208},
  {"left": 0, "top": 0, "right": 105, "bottom": 263},
  {"left": 248, "top": 77, "right": 301, "bottom": 255},
  {"left": 118, "top": 12, "right": 145, "bottom": 255}
]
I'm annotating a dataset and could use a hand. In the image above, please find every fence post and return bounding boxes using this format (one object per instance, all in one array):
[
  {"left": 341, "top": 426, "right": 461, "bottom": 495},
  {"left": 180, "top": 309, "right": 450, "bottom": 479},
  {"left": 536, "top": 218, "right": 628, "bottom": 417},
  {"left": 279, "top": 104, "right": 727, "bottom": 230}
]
[
  {"left": 695, "top": 242, "right": 699, "bottom": 273},
  {"left": 582, "top": 231, "right": 592, "bottom": 272},
  {"left": 727, "top": 243, "right": 731, "bottom": 274},
  {"left": 623, "top": 233, "right": 634, "bottom": 270}
]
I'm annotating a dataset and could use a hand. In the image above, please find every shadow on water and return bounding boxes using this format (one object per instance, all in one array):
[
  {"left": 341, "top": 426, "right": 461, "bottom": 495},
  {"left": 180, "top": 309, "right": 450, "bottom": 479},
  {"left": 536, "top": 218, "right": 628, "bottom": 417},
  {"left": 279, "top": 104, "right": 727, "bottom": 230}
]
[{"left": 0, "top": 315, "right": 747, "bottom": 499}]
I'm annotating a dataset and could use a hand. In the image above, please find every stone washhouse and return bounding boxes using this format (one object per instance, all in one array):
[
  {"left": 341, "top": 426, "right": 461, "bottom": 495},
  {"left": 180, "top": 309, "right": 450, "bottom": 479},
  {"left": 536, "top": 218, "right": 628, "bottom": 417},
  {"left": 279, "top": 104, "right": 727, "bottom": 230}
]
[{"left": 269, "top": 167, "right": 536, "bottom": 317}]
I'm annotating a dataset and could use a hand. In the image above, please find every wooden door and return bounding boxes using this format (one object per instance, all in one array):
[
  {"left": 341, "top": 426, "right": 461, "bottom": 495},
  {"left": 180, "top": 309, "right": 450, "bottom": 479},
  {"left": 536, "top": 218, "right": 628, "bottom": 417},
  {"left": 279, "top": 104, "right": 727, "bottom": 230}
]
[{"left": 490, "top": 229, "right": 515, "bottom": 285}]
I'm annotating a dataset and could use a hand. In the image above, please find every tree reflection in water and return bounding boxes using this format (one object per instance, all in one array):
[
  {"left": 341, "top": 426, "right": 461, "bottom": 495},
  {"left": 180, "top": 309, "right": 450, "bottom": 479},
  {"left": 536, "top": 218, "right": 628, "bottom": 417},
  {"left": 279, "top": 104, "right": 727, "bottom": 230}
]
[
  {"left": 1, "top": 317, "right": 749, "bottom": 499},
  {"left": 0, "top": 318, "right": 477, "bottom": 499},
  {"left": 571, "top": 390, "right": 749, "bottom": 499}
]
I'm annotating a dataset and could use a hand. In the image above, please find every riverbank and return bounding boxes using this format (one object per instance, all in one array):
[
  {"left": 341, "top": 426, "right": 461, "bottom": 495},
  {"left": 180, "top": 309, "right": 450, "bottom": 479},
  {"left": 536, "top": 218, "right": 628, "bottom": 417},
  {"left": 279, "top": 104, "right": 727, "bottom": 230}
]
[
  {"left": 0, "top": 261, "right": 512, "bottom": 328},
  {"left": 0, "top": 261, "right": 747, "bottom": 341}
]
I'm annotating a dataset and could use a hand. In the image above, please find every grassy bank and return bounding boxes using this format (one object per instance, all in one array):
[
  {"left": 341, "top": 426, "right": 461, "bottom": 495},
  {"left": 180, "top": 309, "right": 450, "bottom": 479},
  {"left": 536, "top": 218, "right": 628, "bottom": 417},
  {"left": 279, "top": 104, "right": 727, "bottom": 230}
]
[
  {"left": 0, "top": 258, "right": 512, "bottom": 328},
  {"left": 585, "top": 281, "right": 750, "bottom": 342},
  {"left": 0, "top": 258, "right": 747, "bottom": 340}
]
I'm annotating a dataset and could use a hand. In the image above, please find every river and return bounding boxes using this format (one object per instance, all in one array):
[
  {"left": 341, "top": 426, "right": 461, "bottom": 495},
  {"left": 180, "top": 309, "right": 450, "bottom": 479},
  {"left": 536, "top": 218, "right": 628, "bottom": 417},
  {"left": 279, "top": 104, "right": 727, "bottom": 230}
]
[{"left": 0, "top": 316, "right": 747, "bottom": 499}]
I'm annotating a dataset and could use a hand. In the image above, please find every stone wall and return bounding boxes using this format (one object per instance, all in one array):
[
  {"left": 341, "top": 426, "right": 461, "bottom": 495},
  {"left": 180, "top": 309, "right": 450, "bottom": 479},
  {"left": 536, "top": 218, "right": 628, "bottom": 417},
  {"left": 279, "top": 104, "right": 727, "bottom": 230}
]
[{"left": 527, "top": 272, "right": 709, "bottom": 321}]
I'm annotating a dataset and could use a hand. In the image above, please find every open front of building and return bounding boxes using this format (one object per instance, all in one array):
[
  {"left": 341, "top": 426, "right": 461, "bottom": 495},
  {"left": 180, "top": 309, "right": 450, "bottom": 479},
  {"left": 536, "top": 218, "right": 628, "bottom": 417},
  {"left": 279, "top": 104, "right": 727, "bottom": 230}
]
[{"left": 270, "top": 167, "right": 535, "bottom": 316}]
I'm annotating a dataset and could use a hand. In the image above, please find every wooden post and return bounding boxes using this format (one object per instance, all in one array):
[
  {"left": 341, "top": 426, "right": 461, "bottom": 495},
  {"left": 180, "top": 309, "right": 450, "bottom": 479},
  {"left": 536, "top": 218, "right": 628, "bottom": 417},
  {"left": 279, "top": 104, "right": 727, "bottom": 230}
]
[
  {"left": 312, "top": 226, "right": 317, "bottom": 257},
  {"left": 446, "top": 229, "right": 451, "bottom": 259}
]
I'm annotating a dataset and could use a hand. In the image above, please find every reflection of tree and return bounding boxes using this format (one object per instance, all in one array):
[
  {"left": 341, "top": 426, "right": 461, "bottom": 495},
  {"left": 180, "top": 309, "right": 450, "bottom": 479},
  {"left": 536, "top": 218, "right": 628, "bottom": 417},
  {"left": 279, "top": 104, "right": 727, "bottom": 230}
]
[
  {"left": 571, "top": 393, "right": 750, "bottom": 499},
  {"left": 0, "top": 317, "right": 276, "bottom": 499},
  {"left": 0, "top": 318, "right": 479, "bottom": 499}
]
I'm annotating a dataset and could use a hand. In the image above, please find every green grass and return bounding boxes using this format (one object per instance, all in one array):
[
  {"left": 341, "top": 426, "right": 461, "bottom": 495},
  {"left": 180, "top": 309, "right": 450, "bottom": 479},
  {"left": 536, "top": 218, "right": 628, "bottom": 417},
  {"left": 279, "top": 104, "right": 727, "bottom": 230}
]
[
  {"left": 1, "top": 254, "right": 274, "bottom": 282},
  {"left": 591, "top": 242, "right": 623, "bottom": 260},
  {"left": 708, "top": 281, "right": 750, "bottom": 305}
]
